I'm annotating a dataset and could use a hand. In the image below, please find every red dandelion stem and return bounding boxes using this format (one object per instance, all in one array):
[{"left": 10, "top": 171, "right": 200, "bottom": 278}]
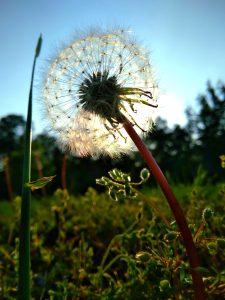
[{"left": 121, "top": 115, "right": 206, "bottom": 300}]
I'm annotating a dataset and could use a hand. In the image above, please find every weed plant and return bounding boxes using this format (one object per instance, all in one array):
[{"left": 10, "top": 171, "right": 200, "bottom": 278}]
[{"left": 0, "top": 170, "right": 224, "bottom": 299}]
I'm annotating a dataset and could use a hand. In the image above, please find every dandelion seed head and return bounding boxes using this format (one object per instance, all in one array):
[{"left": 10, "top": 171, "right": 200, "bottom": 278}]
[{"left": 43, "top": 28, "right": 158, "bottom": 157}]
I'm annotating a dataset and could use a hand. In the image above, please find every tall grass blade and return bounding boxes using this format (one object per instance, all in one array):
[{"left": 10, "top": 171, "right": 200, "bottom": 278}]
[{"left": 18, "top": 35, "right": 42, "bottom": 300}]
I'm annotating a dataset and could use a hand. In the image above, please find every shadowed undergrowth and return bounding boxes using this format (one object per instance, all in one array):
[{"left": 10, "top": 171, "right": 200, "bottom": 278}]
[{"left": 0, "top": 178, "right": 224, "bottom": 299}]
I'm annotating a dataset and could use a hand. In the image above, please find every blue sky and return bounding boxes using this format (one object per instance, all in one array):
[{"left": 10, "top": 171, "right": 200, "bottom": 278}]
[{"left": 1, "top": 0, "right": 225, "bottom": 134}]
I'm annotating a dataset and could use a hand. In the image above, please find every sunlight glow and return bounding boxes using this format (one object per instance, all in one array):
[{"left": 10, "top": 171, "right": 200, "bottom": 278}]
[{"left": 157, "top": 93, "right": 187, "bottom": 127}]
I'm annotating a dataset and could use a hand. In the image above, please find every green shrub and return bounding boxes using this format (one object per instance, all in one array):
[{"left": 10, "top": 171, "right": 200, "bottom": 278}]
[{"left": 0, "top": 175, "right": 225, "bottom": 299}]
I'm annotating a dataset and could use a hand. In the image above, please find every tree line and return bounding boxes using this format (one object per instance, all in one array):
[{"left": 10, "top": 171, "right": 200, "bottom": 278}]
[{"left": 0, "top": 81, "right": 224, "bottom": 200}]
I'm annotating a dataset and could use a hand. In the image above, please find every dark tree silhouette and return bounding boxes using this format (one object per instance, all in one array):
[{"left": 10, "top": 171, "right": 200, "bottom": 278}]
[
  {"left": 0, "top": 114, "right": 25, "bottom": 155},
  {"left": 0, "top": 115, "right": 26, "bottom": 199},
  {"left": 186, "top": 81, "right": 225, "bottom": 179},
  {"left": 144, "top": 118, "right": 196, "bottom": 182}
]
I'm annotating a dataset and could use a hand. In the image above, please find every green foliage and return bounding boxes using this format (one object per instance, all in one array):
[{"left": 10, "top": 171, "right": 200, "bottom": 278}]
[
  {"left": 96, "top": 168, "right": 150, "bottom": 201},
  {"left": 0, "top": 173, "right": 225, "bottom": 299},
  {"left": 220, "top": 155, "right": 225, "bottom": 168},
  {"left": 25, "top": 175, "right": 56, "bottom": 191}
]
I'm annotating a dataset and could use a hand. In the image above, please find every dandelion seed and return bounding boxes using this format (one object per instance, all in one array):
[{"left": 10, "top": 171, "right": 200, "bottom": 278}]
[{"left": 43, "top": 28, "right": 158, "bottom": 157}]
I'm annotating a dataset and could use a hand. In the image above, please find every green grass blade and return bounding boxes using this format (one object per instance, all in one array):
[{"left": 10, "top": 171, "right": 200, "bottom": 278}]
[{"left": 18, "top": 34, "right": 42, "bottom": 300}]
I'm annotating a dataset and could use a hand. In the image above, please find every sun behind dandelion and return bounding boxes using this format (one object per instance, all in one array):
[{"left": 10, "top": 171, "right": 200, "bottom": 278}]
[{"left": 43, "top": 28, "right": 158, "bottom": 157}]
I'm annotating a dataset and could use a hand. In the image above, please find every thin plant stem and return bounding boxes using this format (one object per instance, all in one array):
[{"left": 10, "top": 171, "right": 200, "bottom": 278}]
[
  {"left": 100, "top": 218, "right": 139, "bottom": 272},
  {"left": 18, "top": 35, "right": 42, "bottom": 300},
  {"left": 121, "top": 115, "right": 206, "bottom": 300},
  {"left": 102, "top": 254, "right": 126, "bottom": 273},
  {"left": 61, "top": 154, "right": 68, "bottom": 190},
  {"left": 3, "top": 156, "right": 13, "bottom": 200}
]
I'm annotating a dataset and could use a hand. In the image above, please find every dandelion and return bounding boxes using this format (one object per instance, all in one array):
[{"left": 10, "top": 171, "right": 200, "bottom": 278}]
[
  {"left": 43, "top": 28, "right": 205, "bottom": 298},
  {"left": 43, "top": 28, "right": 157, "bottom": 157}
]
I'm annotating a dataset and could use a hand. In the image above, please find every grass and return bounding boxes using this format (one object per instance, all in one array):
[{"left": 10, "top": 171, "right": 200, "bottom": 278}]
[
  {"left": 18, "top": 35, "right": 42, "bottom": 300},
  {"left": 0, "top": 179, "right": 224, "bottom": 299}
]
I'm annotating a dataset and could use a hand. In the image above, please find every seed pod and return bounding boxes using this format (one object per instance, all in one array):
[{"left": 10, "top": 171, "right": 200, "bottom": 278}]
[{"left": 43, "top": 28, "right": 158, "bottom": 157}]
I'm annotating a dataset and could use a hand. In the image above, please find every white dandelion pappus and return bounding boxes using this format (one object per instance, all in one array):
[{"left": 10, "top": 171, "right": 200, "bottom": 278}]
[{"left": 43, "top": 29, "right": 158, "bottom": 157}]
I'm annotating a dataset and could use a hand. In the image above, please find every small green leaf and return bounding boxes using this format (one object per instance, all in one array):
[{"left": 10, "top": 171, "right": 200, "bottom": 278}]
[
  {"left": 165, "top": 231, "right": 178, "bottom": 241},
  {"left": 207, "top": 242, "right": 218, "bottom": 256},
  {"left": 159, "top": 279, "right": 170, "bottom": 291},
  {"left": 140, "top": 168, "right": 150, "bottom": 182},
  {"left": 108, "top": 169, "right": 120, "bottom": 181},
  {"left": 217, "top": 238, "right": 225, "bottom": 249},
  {"left": 194, "top": 266, "right": 210, "bottom": 275},
  {"left": 202, "top": 207, "right": 214, "bottom": 223},
  {"left": 25, "top": 175, "right": 56, "bottom": 191}
]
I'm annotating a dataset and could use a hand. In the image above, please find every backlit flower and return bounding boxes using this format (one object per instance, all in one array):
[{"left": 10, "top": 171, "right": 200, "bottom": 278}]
[{"left": 43, "top": 28, "right": 158, "bottom": 157}]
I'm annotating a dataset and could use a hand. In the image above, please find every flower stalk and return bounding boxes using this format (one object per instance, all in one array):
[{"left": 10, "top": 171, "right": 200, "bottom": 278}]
[{"left": 121, "top": 115, "right": 206, "bottom": 300}]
